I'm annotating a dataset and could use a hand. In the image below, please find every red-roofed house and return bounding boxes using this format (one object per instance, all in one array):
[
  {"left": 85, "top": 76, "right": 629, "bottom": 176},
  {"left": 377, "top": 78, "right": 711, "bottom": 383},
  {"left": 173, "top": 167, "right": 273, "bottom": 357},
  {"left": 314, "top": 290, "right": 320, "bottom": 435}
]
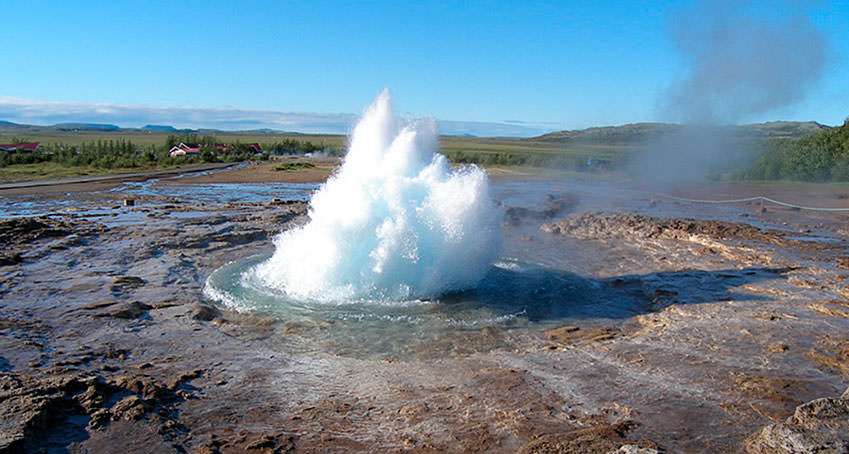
[
  {"left": 169, "top": 142, "right": 201, "bottom": 157},
  {"left": 0, "top": 142, "right": 39, "bottom": 152}
]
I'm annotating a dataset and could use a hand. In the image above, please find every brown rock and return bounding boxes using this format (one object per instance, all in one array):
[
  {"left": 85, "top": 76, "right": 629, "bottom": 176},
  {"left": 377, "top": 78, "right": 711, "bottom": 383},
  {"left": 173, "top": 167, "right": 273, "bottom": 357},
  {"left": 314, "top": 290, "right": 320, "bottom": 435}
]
[
  {"left": 112, "top": 374, "right": 168, "bottom": 400},
  {"left": 105, "top": 301, "right": 152, "bottom": 319},
  {"left": 541, "top": 211, "right": 788, "bottom": 246},
  {"left": 0, "top": 253, "right": 22, "bottom": 266},
  {"left": 790, "top": 397, "right": 849, "bottom": 439},
  {"left": 79, "top": 300, "right": 118, "bottom": 311},
  {"left": 111, "top": 395, "right": 149, "bottom": 421},
  {"left": 546, "top": 325, "right": 620, "bottom": 345},
  {"left": 745, "top": 423, "right": 847, "bottom": 454},
  {"left": 0, "top": 217, "right": 72, "bottom": 246},
  {"left": 615, "top": 446, "right": 663, "bottom": 454},
  {"left": 745, "top": 388, "right": 849, "bottom": 453},
  {"left": 518, "top": 421, "right": 660, "bottom": 454},
  {"left": 110, "top": 275, "right": 145, "bottom": 293},
  {"left": 193, "top": 303, "right": 222, "bottom": 321}
]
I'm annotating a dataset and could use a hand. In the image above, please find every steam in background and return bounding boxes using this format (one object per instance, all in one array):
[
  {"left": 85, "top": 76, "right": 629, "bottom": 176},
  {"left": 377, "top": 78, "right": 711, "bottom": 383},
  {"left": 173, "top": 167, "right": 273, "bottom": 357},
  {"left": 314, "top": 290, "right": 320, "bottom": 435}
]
[{"left": 631, "top": 0, "right": 829, "bottom": 185}]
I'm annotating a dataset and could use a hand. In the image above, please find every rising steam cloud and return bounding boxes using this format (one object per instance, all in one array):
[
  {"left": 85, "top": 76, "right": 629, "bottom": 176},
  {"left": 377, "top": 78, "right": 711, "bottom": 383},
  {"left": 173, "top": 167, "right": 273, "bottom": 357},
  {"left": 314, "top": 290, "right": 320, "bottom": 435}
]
[
  {"left": 662, "top": 0, "right": 828, "bottom": 124},
  {"left": 634, "top": 0, "right": 829, "bottom": 184}
]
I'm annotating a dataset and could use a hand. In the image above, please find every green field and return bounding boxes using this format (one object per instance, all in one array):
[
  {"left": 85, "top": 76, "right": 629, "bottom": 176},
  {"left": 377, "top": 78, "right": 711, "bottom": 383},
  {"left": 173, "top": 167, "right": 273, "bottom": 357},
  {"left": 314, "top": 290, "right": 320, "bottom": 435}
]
[
  {"left": 1, "top": 120, "right": 840, "bottom": 183},
  {"left": 0, "top": 129, "right": 347, "bottom": 149},
  {"left": 440, "top": 135, "right": 631, "bottom": 167},
  {"left": 0, "top": 127, "right": 630, "bottom": 182},
  {"left": 1, "top": 128, "right": 618, "bottom": 157}
]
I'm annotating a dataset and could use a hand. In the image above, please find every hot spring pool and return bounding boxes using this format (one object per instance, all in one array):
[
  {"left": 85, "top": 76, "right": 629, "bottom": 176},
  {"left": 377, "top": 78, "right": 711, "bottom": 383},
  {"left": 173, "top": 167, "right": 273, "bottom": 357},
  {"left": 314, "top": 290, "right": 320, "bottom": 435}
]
[{"left": 203, "top": 254, "right": 610, "bottom": 359}]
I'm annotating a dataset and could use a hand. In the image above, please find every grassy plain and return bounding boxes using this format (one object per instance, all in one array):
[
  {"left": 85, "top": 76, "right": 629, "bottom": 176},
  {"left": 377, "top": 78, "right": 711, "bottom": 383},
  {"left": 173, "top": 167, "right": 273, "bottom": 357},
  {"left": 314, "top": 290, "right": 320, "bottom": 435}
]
[
  {"left": 7, "top": 120, "right": 827, "bottom": 183},
  {"left": 440, "top": 135, "right": 631, "bottom": 164},
  {"left": 2, "top": 128, "right": 618, "bottom": 155},
  {"left": 0, "top": 129, "right": 347, "bottom": 149},
  {"left": 0, "top": 128, "right": 631, "bottom": 183}
]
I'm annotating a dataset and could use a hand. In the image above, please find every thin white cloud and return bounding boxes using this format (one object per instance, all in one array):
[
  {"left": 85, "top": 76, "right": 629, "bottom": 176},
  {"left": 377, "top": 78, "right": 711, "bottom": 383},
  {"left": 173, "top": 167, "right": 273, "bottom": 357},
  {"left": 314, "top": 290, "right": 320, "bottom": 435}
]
[{"left": 0, "top": 96, "right": 554, "bottom": 137}]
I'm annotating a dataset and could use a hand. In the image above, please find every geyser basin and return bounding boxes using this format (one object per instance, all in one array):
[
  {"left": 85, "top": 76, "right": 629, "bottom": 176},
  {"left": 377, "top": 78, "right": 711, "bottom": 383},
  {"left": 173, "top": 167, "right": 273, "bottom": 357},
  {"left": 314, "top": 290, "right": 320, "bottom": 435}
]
[
  {"left": 204, "top": 255, "right": 601, "bottom": 358},
  {"left": 205, "top": 91, "right": 592, "bottom": 355}
]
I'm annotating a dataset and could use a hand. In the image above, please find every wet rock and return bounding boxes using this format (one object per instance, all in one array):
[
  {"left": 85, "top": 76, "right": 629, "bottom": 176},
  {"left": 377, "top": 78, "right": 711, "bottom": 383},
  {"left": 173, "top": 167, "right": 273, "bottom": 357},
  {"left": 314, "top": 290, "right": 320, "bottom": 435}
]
[
  {"left": 745, "top": 388, "right": 849, "bottom": 453},
  {"left": 112, "top": 374, "right": 170, "bottom": 401},
  {"left": 615, "top": 445, "right": 663, "bottom": 454},
  {"left": 245, "top": 433, "right": 296, "bottom": 452},
  {"left": 0, "top": 373, "right": 99, "bottom": 453},
  {"left": 192, "top": 303, "right": 222, "bottom": 321},
  {"left": 205, "top": 431, "right": 296, "bottom": 454},
  {"left": 542, "top": 211, "right": 788, "bottom": 246},
  {"left": 0, "top": 217, "right": 72, "bottom": 246},
  {"left": 834, "top": 257, "right": 849, "bottom": 271},
  {"left": 97, "top": 301, "right": 151, "bottom": 319},
  {"left": 76, "top": 376, "right": 114, "bottom": 412},
  {"left": 546, "top": 325, "right": 620, "bottom": 346},
  {"left": 79, "top": 300, "right": 118, "bottom": 311},
  {"left": 2, "top": 369, "right": 200, "bottom": 446},
  {"left": 766, "top": 344, "right": 790, "bottom": 353},
  {"left": 518, "top": 421, "right": 661, "bottom": 454},
  {"left": 807, "top": 341, "right": 849, "bottom": 375},
  {"left": 745, "top": 422, "right": 847, "bottom": 454},
  {"left": 0, "top": 253, "right": 22, "bottom": 266},
  {"left": 110, "top": 275, "right": 145, "bottom": 293},
  {"left": 93, "top": 344, "right": 129, "bottom": 361},
  {"left": 790, "top": 397, "right": 849, "bottom": 439},
  {"left": 503, "top": 194, "right": 578, "bottom": 226},
  {"left": 86, "top": 408, "right": 112, "bottom": 432},
  {"left": 210, "top": 229, "right": 267, "bottom": 246},
  {"left": 807, "top": 300, "right": 849, "bottom": 319},
  {"left": 112, "top": 369, "right": 201, "bottom": 401},
  {"left": 87, "top": 408, "right": 111, "bottom": 431},
  {"left": 111, "top": 395, "right": 149, "bottom": 421},
  {"left": 182, "top": 238, "right": 208, "bottom": 249}
]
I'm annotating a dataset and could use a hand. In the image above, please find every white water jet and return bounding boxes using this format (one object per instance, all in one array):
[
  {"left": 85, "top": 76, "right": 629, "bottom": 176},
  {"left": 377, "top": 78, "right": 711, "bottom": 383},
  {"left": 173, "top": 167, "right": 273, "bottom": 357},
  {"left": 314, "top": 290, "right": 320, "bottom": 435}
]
[{"left": 253, "top": 89, "right": 502, "bottom": 303}]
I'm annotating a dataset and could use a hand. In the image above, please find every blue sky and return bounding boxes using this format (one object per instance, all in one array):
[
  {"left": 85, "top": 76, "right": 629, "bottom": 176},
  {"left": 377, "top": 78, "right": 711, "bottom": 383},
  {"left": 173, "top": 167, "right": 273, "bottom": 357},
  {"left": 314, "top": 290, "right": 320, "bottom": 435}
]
[{"left": 1, "top": 0, "right": 846, "bottom": 136}]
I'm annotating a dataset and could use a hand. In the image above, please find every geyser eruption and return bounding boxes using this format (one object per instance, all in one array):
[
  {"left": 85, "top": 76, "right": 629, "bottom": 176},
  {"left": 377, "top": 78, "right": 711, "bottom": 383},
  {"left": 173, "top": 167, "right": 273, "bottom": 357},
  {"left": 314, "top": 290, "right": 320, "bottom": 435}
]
[{"left": 253, "top": 89, "right": 502, "bottom": 302}]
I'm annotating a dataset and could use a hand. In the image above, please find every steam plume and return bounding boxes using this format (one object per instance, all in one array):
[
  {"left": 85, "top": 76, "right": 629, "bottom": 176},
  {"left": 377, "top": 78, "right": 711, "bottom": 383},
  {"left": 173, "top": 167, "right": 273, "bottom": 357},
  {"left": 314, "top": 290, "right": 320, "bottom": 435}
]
[
  {"left": 633, "top": 0, "right": 828, "bottom": 184},
  {"left": 662, "top": 0, "right": 827, "bottom": 124}
]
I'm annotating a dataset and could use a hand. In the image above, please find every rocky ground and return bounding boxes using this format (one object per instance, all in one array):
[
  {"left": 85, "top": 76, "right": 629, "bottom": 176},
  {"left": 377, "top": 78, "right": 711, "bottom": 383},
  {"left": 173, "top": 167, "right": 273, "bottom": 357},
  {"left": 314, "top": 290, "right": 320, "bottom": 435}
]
[{"left": 1, "top": 180, "right": 848, "bottom": 453}]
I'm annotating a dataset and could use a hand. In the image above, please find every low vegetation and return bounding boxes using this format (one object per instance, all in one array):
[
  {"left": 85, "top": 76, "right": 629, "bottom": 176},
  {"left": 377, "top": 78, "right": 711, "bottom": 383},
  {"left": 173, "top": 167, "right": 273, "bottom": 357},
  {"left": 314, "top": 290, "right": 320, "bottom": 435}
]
[
  {"left": 0, "top": 132, "right": 343, "bottom": 181},
  {"left": 273, "top": 161, "right": 315, "bottom": 172},
  {"left": 2, "top": 120, "right": 848, "bottom": 183},
  {"left": 744, "top": 120, "right": 849, "bottom": 181}
]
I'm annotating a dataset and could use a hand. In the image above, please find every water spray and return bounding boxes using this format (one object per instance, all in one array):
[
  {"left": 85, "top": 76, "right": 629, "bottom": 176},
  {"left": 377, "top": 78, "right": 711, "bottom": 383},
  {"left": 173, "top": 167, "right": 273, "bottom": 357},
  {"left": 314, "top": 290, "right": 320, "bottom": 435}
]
[{"left": 252, "top": 89, "right": 503, "bottom": 303}]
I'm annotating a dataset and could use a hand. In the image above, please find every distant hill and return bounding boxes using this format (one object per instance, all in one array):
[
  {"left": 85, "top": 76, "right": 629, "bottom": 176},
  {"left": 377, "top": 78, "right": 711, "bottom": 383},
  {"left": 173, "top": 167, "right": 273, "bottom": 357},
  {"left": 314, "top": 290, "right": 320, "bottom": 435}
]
[
  {"left": 142, "top": 125, "right": 177, "bottom": 131},
  {"left": 533, "top": 121, "right": 830, "bottom": 145},
  {"left": 53, "top": 123, "right": 120, "bottom": 131},
  {"left": 244, "top": 128, "right": 282, "bottom": 134},
  {"left": 0, "top": 120, "right": 37, "bottom": 130},
  {"left": 0, "top": 119, "right": 833, "bottom": 142},
  {"left": 738, "top": 121, "right": 830, "bottom": 139},
  {"left": 533, "top": 122, "right": 680, "bottom": 144}
]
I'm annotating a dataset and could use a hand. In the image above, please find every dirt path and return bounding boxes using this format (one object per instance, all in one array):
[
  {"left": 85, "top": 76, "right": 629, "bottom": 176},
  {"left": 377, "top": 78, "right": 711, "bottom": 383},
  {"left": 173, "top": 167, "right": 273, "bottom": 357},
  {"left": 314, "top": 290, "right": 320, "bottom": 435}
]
[{"left": 0, "top": 163, "right": 236, "bottom": 195}]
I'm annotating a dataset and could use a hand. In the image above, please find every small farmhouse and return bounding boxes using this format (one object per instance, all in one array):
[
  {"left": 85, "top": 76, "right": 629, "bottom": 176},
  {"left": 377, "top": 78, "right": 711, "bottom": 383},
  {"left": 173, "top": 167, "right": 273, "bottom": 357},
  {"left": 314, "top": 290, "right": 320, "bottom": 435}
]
[
  {"left": 0, "top": 142, "right": 40, "bottom": 152},
  {"left": 169, "top": 142, "right": 201, "bottom": 157},
  {"left": 169, "top": 142, "right": 230, "bottom": 157}
]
